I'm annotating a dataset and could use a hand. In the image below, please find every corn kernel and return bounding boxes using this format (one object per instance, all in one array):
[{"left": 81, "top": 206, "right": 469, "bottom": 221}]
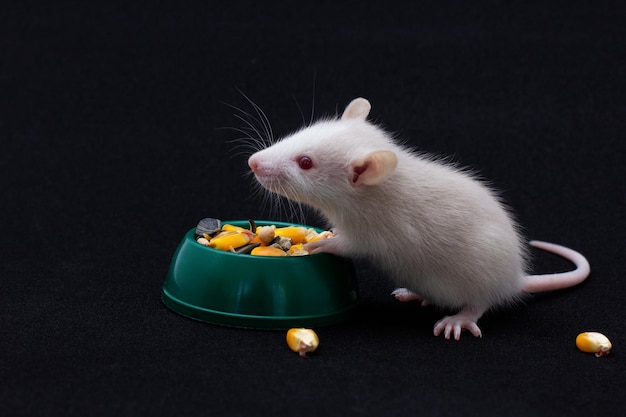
[
  {"left": 306, "top": 230, "right": 334, "bottom": 243},
  {"left": 576, "top": 332, "right": 612, "bottom": 357},
  {"left": 286, "top": 328, "right": 319, "bottom": 357},
  {"left": 305, "top": 228, "right": 319, "bottom": 242},
  {"left": 274, "top": 226, "right": 308, "bottom": 244},
  {"left": 250, "top": 246, "right": 287, "bottom": 257},
  {"left": 222, "top": 224, "right": 251, "bottom": 233},
  {"left": 209, "top": 232, "right": 251, "bottom": 251},
  {"left": 288, "top": 244, "right": 309, "bottom": 256}
]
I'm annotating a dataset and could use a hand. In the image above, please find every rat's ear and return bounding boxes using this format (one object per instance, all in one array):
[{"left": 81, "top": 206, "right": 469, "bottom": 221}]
[
  {"left": 341, "top": 98, "right": 371, "bottom": 121},
  {"left": 350, "top": 150, "right": 398, "bottom": 186}
]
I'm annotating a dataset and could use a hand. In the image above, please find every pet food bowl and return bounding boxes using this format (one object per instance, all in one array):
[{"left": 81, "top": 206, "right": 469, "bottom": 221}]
[{"left": 161, "top": 220, "right": 359, "bottom": 329}]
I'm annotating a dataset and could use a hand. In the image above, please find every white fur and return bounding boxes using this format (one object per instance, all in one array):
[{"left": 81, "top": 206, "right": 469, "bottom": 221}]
[{"left": 248, "top": 98, "right": 590, "bottom": 339}]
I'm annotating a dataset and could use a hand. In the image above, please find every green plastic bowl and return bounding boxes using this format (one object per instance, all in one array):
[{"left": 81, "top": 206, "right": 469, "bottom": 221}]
[{"left": 161, "top": 220, "right": 359, "bottom": 329}]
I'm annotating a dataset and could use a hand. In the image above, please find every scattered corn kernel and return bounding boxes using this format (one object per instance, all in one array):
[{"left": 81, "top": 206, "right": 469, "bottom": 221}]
[
  {"left": 274, "top": 226, "right": 308, "bottom": 244},
  {"left": 286, "top": 328, "right": 319, "bottom": 358},
  {"left": 209, "top": 232, "right": 251, "bottom": 251},
  {"left": 576, "top": 332, "right": 612, "bottom": 357},
  {"left": 251, "top": 246, "right": 287, "bottom": 257}
]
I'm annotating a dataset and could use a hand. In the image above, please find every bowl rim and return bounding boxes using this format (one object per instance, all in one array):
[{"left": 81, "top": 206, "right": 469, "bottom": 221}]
[{"left": 193, "top": 219, "right": 329, "bottom": 260}]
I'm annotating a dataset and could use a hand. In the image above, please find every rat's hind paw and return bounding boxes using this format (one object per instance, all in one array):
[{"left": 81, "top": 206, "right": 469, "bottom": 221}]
[
  {"left": 391, "top": 288, "right": 430, "bottom": 306},
  {"left": 433, "top": 317, "right": 482, "bottom": 340},
  {"left": 433, "top": 306, "right": 484, "bottom": 340}
]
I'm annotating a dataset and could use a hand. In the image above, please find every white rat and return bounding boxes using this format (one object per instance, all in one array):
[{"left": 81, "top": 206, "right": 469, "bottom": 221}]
[{"left": 247, "top": 97, "right": 590, "bottom": 340}]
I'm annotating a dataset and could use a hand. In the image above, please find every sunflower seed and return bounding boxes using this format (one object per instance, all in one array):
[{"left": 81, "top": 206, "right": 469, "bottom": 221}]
[{"left": 196, "top": 218, "right": 221, "bottom": 237}]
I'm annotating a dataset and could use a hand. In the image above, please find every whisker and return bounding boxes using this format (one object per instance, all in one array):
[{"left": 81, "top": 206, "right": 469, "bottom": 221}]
[
  {"left": 219, "top": 95, "right": 277, "bottom": 165},
  {"left": 231, "top": 113, "right": 267, "bottom": 145},
  {"left": 223, "top": 127, "right": 266, "bottom": 152},
  {"left": 222, "top": 102, "right": 262, "bottom": 135},
  {"left": 293, "top": 94, "right": 306, "bottom": 127},
  {"left": 223, "top": 90, "right": 317, "bottom": 225},
  {"left": 226, "top": 144, "right": 259, "bottom": 160},
  {"left": 221, "top": 99, "right": 270, "bottom": 148},
  {"left": 237, "top": 89, "right": 275, "bottom": 145},
  {"left": 309, "top": 69, "right": 317, "bottom": 127}
]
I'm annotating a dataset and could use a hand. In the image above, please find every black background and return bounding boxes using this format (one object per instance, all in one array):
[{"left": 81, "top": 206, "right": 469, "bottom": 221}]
[{"left": 2, "top": 2, "right": 625, "bottom": 416}]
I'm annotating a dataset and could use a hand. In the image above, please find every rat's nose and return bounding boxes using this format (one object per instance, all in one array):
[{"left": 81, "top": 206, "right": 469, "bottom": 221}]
[{"left": 248, "top": 155, "right": 259, "bottom": 172}]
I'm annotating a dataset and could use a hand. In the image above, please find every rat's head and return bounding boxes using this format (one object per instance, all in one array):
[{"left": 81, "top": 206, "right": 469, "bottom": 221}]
[{"left": 247, "top": 98, "right": 398, "bottom": 209}]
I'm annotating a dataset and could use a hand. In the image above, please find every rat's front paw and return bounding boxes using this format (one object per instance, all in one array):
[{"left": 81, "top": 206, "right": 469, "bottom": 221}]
[{"left": 304, "top": 235, "right": 345, "bottom": 256}]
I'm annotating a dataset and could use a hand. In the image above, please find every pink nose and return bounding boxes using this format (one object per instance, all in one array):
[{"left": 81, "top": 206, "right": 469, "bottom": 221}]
[{"left": 248, "top": 156, "right": 259, "bottom": 172}]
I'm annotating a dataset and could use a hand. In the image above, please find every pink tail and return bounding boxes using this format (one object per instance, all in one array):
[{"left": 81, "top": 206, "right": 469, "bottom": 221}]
[{"left": 523, "top": 240, "right": 590, "bottom": 293}]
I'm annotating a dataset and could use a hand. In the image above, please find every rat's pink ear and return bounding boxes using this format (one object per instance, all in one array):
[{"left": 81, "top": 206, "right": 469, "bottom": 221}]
[
  {"left": 341, "top": 98, "right": 371, "bottom": 121},
  {"left": 350, "top": 150, "right": 397, "bottom": 186}
]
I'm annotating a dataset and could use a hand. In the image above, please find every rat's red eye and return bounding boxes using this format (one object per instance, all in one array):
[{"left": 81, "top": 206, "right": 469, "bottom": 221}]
[{"left": 297, "top": 155, "right": 314, "bottom": 170}]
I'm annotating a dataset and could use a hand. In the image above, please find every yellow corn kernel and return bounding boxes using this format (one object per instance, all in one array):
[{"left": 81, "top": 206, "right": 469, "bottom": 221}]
[
  {"left": 210, "top": 230, "right": 231, "bottom": 239},
  {"left": 305, "top": 228, "right": 319, "bottom": 242},
  {"left": 222, "top": 224, "right": 251, "bottom": 233},
  {"left": 209, "top": 232, "right": 251, "bottom": 251},
  {"left": 250, "top": 246, "right": 287, "bottom": 257},
  {"left": 288, "top": 244, "right": 309, "bottom": 256},
  {"left": 305, "top": 230, "right": 334, "bottom": 243},
  {"left": 286, "top": 328, "right": 319, "bottom": 358},
  {"left": 576, "top": 332, "right": 612, "bottom": 357},
  {"left": 274, "top": 226, "right": 308, "bottom": 244}
]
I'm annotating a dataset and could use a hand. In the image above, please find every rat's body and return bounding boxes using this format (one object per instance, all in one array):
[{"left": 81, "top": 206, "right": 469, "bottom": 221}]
[{"left": 247, "top": 98, "right": 590, "bottom": 339}]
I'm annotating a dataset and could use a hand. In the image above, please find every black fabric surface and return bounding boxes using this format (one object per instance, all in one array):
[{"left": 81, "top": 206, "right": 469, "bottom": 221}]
[{"left": 2, "top": 2, "right": 625, "bottom": 416}]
